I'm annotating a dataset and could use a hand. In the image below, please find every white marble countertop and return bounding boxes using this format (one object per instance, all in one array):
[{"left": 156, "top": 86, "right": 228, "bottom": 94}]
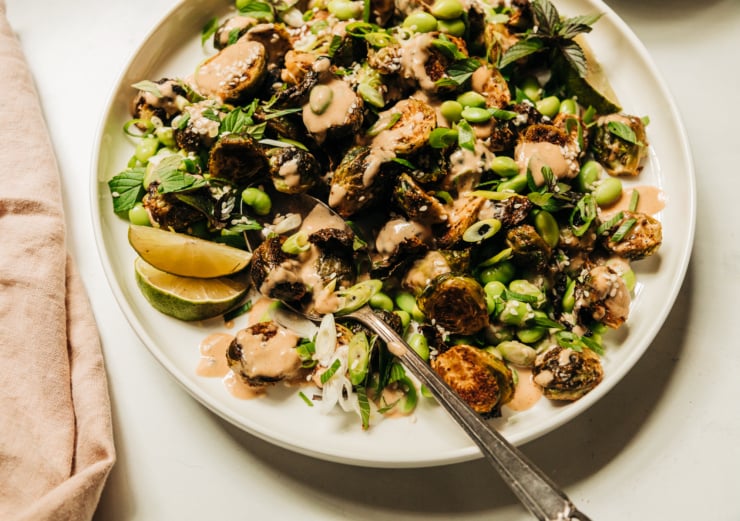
[{"left": 6, "top": 0, "right": 740, "bottom": 519}]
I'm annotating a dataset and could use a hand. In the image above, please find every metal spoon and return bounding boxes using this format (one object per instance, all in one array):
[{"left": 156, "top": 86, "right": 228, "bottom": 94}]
[{"left": 247, "top": 190, "right": 592, "bottom": 521}]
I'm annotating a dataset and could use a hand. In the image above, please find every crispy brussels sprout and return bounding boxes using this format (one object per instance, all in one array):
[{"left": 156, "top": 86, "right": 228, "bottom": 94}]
[
  {"left": 506, "top": 224, "right": 552, "bottom": 270},
  {"left": 393, "top": 173, "right": 448, "bottom": 225},
  {"left": 599, "top": 210, "right": 662, "bottom": 260},
  {"left": 437, "top": 193, "right": 486, "bottom": 248},
  {"left": 576, "top": 264, "right": 631, "bottom": 329},
  {"left": 250, "top": 236, "right": 307, "bottom": 302},
  {"left": 532, "top": 344, "right": 603, "bottom": 400},
  {"left": 130, "top": 78, "right": 187, "bottom": 129},
  {"left": 329, "top": 145, "right": 395, "bottom": 217},
  {"left": 307, "top": 228, "right": 357, "bottom": 290},
  {"left": 302, "top": 76, "right": 365, "bottom": 144},
  {"left": 226, "top": 320, "right": 308, "bottom": 386},
  {"left": 402, "top": 250, "right": 451, "bottom": 296},
  {"left": 195, "top": 39, "right": 267, "bottom": 103},
  {"left": 141, "top": 182, "right": 206, "bottom": 232},
  {"left": 590, "top": 114, "right": 648, "bottom": 176},
  {"left": 515, "top": 123, "right": 580, "bottom": 185},
  {"left": 479, "top": 194, "right": 533, "bottom": 229},
  {"left": 370, "top": 98, "right": 436, "bottom": 155},
  {"left": 213, "top": 15, "right": 256, "bottom": 50},
  {"left": 207, "top": 134, "right": 268, "bottom": 185},
  {"left": 400, "top": 32, "right": 469, "bottom": 95},
  {"left": 431, "top": 344, "right": 514, "bottom": 416},
  {"left": 243, "top": 23, "right": 293, "bottom": 70},
  {"left": 173, "top": 101, "right": 223, "bottom": 152},
  {"left": 267, "top": 146, "right": 320, "bottom": 194},
  {"left": 471, "top": 65, "right": 511, "bottom": 109},
  {"left": 418, "top": 273, "right": 489, "bottom": 335}
]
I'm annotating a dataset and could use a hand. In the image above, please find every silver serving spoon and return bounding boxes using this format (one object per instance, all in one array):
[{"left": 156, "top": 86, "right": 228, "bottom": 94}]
[{"left": 247, "top": 190, "right": 592, "bottom": 521}]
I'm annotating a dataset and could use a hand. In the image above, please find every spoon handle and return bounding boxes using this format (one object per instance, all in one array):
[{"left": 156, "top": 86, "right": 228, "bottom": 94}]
[{"left": 347, "top": 306, "right": 591, "bottom": 521}]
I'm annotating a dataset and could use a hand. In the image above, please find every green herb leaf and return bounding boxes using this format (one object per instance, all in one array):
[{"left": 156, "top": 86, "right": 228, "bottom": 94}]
[
  {"left": 108, "top": 168, "right": 145, "bottom": 213},
  {"left": 220, "top": 108, "right": 253, "bottom": 134},
  {"left": 158, "top": 170, "right": 207, "bottom": 194},
  {"left": 201, "top": 17, "right": 219, "bottom": 46},
  {"left": 607, "top": 120, "right": 642, "bottom": 145},
  {"left": 559, "top": 40, "right": 588, "bottom": 77},
  {"left": 498, "top": 38, "right": 544, "bottom": 69},
  {"left": 428, "top": 127, "right": 458, "bottom": 148},
  {"left": 238, "top": 1, "right": 274, "bottom": 21},
  {"left": 131, "top": 80, "right": 162, "bottom": 98},
  {"left": 532, "top": 0, "right": 560, "bottom": 35},
  {"left": 227, "top": 28, "right": 241, "bottom": 46},
  {"left": 569, "top": 193, "right": 597, "bottom": 236}
]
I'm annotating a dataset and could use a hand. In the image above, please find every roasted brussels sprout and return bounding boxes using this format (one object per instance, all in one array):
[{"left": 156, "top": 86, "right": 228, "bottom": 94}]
[
  {"left": 576, "top": 264, "right": 631, "bottom": 329},
  {"left": 532, "top": 344, "right": 603, "bottom": 400},
  {"left": 471, "top": 65, "right": 511, "bottom": 109},
  {"left": 250, "top": 236, "right": 307, "bottom": 302},
  {"left": 514, "top": 123, "right": 580, "bottom": 185},
  {"left": 130, "top": 78, "right": 187, "bottom": 129},
  {"left": 141, "top": 182, "right": 206, "bottom": 232},
  {"left": 402, "top": 250, "right": 452, "bottom": 296},
  {"left": 243, "top": 23, "right": 293, "bottom": 70},
  {"left": 267, "top": 146, "right": 321, "bottom": 194},
  {"left": 307, "top": 227, "right": 357, "bottom": 291},
  {"left": 418, "top": 273, "right": 489, "bottom": 335},
  {"left": 599, "top": 210, "right": 662, "bottom": 260},
  {"left": 370, "top": 98, "right": 436, "bottom": 155},
  {"left": 590, "top": 114, "right": 648, "bottom": 176},
  {"left": 173, "top": 101, "right": 223, "bottom": 152},
  {"left": 329, "top": 145, "right": 395, "bottom": 217},
  {"left": 195, "top": 39, "right": 267, "bottom": 103},
  {"left": 506, "top": 224, "right": 552, "bottom": 271},
  {"left": 207, "top": 134, "right": 268, "bottom": 185},
  {"left": 398, "top": 32, "right": 468, "bottom": 95},
  {"left": 437, "top": 193, "right": 486, "bottom": 248},
  {"left": 431, "top": 344, "right": 514, "bottom": 416},
  {"left": 478, "top": 194, "right": 533, "bottom": 229},
  {"left": 226, "top": 320, "right": 308, "bottom": 386},
  {"left": 393, "top": 173, "right": 448, "bottom": 225},
  {"left": 302, "top": 76, "right": 364, "bottom": 144}
]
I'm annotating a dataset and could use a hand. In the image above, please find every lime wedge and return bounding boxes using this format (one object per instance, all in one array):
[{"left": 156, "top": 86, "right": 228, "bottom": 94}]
[
  {"left": 128, "top": 225, "right": 252, "bottom": 278},
  {"left": 564, "top": 36, "right": 622, "bottom": 115},
  {"left": 134, "top": 257, "right": 248, "bottom": 321}
]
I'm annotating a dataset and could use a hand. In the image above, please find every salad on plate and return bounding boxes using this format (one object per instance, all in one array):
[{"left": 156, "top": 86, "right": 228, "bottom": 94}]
[{"left": 107, "top": 0, "right": 663, "bottom": 430}]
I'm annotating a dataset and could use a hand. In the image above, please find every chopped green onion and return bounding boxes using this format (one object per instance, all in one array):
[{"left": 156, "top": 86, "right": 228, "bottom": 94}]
[
  {"left": 610, "top": 218, "right": 637, "bottom": 243},
  {"left": 298, "top": 391, "right": 314, "bottom": 406},
  {"left": 320, "top": 359, "right": 343, "bottom": 384},
  {"left": 596, "top": 211, "right": 624, "bottom": 236},
  {"left": 629, "top": 189, "right": 640, "bottom": 212}
]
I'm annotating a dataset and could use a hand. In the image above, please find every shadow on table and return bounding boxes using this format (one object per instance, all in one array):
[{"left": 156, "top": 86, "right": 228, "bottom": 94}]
[{"left": 213, "top": 264, "right": 695, "bottom": 518}]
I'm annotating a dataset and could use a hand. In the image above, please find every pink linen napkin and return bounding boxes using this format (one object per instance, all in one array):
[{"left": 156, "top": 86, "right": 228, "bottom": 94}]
[{"left": 0, "top": 2, "right": 115, "bottom": 520}]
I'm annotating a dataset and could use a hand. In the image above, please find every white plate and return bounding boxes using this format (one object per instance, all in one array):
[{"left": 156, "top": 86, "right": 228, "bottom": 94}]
[{"left": 91, "top": 0, "right": 695, "bottom": 468}]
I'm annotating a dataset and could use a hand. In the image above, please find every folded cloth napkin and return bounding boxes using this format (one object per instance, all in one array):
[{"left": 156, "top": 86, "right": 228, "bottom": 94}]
[{"left": 0, "top": 2, "right": 115, "bottom": 520}]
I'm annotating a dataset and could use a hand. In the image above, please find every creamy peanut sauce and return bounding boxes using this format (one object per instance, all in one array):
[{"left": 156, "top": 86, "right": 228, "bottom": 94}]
[
  {"left": 141, "top": 80, "right": 178, "bottom": 110},
  {"left": 375, "top": 218, "right": 431, "bottom": 255},
  {"left": 215, "top": 16, "right": 257, "bottom": 48},
  {"left": 196, "top": 332, "right": 233, "bottom": 378},
  {"left": 514, "top": 141, "right": 578, "bottom": 185},
  {"left": 302, "top": 78, "right": 359, "bottom": 143},
  {"left": 233, "top": 325, "right": 303, "bottom": 381},
  {"left": 402, "top": 251, "right": 450, "bottom": 292},
  {"left": 195, "top": 39, "right": 265, "bottom": 101},
  {"left": 506, "top": 368, "right": 542, "bottom": 411},
  {"left": 600, "top": 185, "right": 666, "bottom": 219},
  {"left": 223, "top": 371, "right": 266, "bottom": 399},
  {"left": 277, "top": 156, "right": 301, "bottom": 188},
  {"left": 399, "top": 33, "right": 435, "bottom": 92},
  {"left": 580, "top": 265, "right": 631, "bottom": 322},
  {"left": 445, "top": 143, "right": 494, "bottom": 192}
]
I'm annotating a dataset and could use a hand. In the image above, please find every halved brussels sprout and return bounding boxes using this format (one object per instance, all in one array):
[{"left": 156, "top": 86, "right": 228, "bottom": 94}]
[
  {"left": 431, "top": 344, "right": 514, "bottom": 416},
  {"left": 471, "top": 64, "right": 511, "bottom": 109},
  {"left": 267, "top": 146, "right": 321, "bottom": 194},
  {"left": 208, "top": 134, "right": 268, "bottom": 185},
  {"left": 329, "top": 145, "right": 395, "bottom": 217},
  {"left": 418, "top": 273, "right": 489, "bottom": 335},
  {"left": 195, "top": 39, "right": 267, "bottom": 103},
  {"left": 173, "top": 101, "right": 223, "bottom": 152},
  {"left": 590, "top": 114, "right": 648, "bottom": 176},
  {"left": 130, "top": 78, "right": 187, "bottom": 129},
  {"left": 141, "top": 182, "right": 207, "bottom": 233},
  {"left": 250, "top": 236, "right": 307, "bottom": 303},
  {"left": 213, "top": 15, "right": 256, "bottom": 50},
  {"left": 370, "top": 98, "right": 436, "bottom": 155},
  {"left": 576, "top": 264, "right": 630, "bottom": 329},
  {"left": 599, "top": 210, "right": 662, "bottom": 260},
  {"left": 393, "top": 173, "right": 448, "bottom": 224},
  {"left": 437, "top": 193, "right": 487, "bottom": 248},
  {"left": 532, "top": 344, "right": 603, "bottom": 400},
  {"left": 505, "top": 224, "right": 551, "bottom": 271}
]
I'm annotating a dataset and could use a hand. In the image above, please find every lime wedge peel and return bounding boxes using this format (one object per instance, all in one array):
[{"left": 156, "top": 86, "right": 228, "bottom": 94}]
[
  {"left": 128, "top": 224, "right": 252, "bottom": 279},
  {"left": 134, "top": 257, "right": 248, "bottom": 321}
]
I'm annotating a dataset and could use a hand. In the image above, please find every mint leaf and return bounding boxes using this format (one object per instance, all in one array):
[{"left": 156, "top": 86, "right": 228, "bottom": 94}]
[
  {"left": 499, "top": 38, "right": 544, "bottom": 68},
  {"left": 109, "top": 168, "right": 145, "bottom": 213},
  {"left": 607, "top": 120, "right": 643, "bottom": 145}
]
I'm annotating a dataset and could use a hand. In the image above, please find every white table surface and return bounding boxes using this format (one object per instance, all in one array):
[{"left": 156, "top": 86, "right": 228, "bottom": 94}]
[{"left": 6, "top": 0, "right": 740, "bottom": 519}]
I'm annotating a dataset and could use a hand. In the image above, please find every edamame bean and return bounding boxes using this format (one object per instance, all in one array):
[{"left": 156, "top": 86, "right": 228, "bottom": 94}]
[
  {"left": 479, "top": 260, "right": 516, "bottom": 285},
  {"left": 436, "top": 18, "right": 466, "bottom": 36},
  {"left": 369, "top": 291, "right": 394, "bottom": 312},
  {"left": 456, "top": 90, "right": 487, "bottom": 108},
  {"left": 496, "top": 173, "right": 527, "bottom": 193},
  {"left": 576, "top": 160, "right": 603, "bottom": 192},
  {"left": 309, "top": 84, "right": 333, "bottom": 114},
  {"left": 559, "top": 98, "right": 578, "bottom": 115},
  {"left": 402, "top": 12, "right": 438, "bottom": 33},
  {"left": 128, "top": 203, "right": 150, "bottom": 226},
  {"left": 461, "top": 106, "right": 492, "bottom": 123},
  {"left": 394, "top": 310, "right": 411, "bottom": 330},
  {"left": 490, "top": 156, "right": 519, "bottom": 177},
  {"left": 509, "top": 279, "right": 545, "bottom": 308},
  {"left": 439, "top": 100, "right": 463, "bottom": 122},
  {"left": 536, "top": 96, "right": 560, "bottom": 118},
  {"left": 241, "top": 187, "right": 272, "bottom": 216},
  {"left": 395, "top": 291, "right": 425, "bottom": 321},
  {"left": 155, "top": 127, "right": 175, "bottom": 148},
  {"left": 134, "top": 137, "right": 159, "bottom": 163},
  {"left": 534, "top": 210, "right": 560, "bottom": 248},
  {"left": 430, "top": 0, "right": 464, "bottom": 19},
  {"left": 497, "top": 340, "right": 537, "bottom": 366},
  {"left": 485, "top": 324, "right": 514, "bottom": 344},
  {"left": 499, "top": 299, "right": 532, "bottom": 326},
  {"left": 327, "top": 0, "right": 363, "bottom": 20},
  {"left": 521, "top": 76, "right": 541, "bottom": 102},
  {"left": 593, "top": 177, "right": 623, "bottom": 206},
  {"left": 484, "top": 281, "right": 506, "bottom": 314},
  {"left": 516, "top": 327, "right": 546, "bottom": 345},
  {"left": 408, "top": 333, "right": 430, "bottom": 361}
]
